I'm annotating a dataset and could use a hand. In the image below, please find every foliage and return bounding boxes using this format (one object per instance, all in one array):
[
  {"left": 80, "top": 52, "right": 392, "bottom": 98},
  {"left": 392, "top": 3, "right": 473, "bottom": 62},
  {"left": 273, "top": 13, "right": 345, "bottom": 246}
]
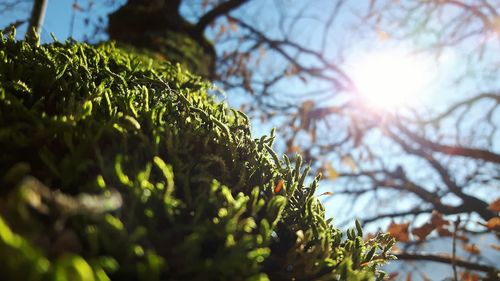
[
  {"left": 81, "top": 1, "right": 500, "bottom": 279},
  {"left": 0, "top": 32, "right": 393, "bottom": 281}
]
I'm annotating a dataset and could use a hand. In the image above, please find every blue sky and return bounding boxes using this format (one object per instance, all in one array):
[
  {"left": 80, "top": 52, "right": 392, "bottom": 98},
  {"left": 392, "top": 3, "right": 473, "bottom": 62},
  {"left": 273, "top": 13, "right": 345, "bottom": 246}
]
[{"left": 2, "top": 0, "right": 122, "bottom": 42}]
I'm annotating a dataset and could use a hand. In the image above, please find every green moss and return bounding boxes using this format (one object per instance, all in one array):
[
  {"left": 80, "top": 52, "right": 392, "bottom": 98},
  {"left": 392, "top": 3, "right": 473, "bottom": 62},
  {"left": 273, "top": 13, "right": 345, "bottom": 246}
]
[
  {"left": 114, "top": 30, "right": 215, "bottom": 79},
  {"left": 0, "top": 33, "right": 393, "bottom": 281}
]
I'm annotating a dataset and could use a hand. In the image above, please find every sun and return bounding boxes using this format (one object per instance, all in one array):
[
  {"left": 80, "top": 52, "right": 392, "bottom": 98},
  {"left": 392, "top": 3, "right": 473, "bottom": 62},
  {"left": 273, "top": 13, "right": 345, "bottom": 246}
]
[{"left": 348, "top": 51, "right": 433, "bottom": 109}]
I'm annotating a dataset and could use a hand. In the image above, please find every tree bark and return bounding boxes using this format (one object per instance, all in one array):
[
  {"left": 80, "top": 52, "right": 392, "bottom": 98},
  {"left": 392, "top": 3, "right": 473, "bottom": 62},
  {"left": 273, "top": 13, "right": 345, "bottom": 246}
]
[{"left": 26, "top": 0, "right": 48, "bottom": 40}]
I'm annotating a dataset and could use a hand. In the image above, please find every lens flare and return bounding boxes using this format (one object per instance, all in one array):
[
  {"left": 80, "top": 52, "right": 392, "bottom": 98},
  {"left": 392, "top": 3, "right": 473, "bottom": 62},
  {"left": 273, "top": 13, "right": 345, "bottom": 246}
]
[{"left": 348, "top": 51, "right": 433, "bottom": 109}]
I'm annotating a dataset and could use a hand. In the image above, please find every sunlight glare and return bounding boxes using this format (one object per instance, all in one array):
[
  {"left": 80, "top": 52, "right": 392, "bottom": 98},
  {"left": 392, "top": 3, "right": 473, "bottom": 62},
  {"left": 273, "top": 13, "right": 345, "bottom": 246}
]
[{"left": 349, "top": 51, "right": 433, "bottom": 110}]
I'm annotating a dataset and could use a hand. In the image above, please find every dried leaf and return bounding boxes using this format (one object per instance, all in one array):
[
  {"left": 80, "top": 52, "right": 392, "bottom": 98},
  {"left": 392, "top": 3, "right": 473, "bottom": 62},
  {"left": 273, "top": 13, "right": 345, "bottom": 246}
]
[
  {"left": 359, "top": 261, "right": 370, "bottom": 267},
  {"left": 492, "top": 16, "right": 500, "bottom": 34},
  {"left": 412, "top": 223, "right": 434, "bottom": 240},
  {"left": 274, "top": 179, "right": 284, "bottom": 194},
  {"left": 456, "top": 234, "right": 469, "bottom": 242},
  {"left": 376, "top": 28, "right": 390, "bottom": 41},
  {"left": 463, "top": 243, "right": 480, "bottom": 255},
  {"left": 388, "top": 222, "right": 410, "bottom": 242},
  {"left": 486, "top": 217, "right": 500, "bottom": 231},
  {"left": 341, "top": 155, "right": 357, "bottom": 172},
  {"left": 318, "top": 191, "right": 333, "bottom": 197},
  {"left": 387, "top": 272, "right": 399, "bottom": 281},
  {"left": 323, "top": 162, "right": 339, "bottom": 181},
  {"left": 227, "top": 17, "right": 238, "bottom": 31},
  {"left": 216, "top": 24, "right": 226, "bottom": 39},
  {"left": 460, "top": 271, "right": 480, "bottom": 281},
  {"left": 287, "top": 145, "right": 301, "bottom": 154},
  {"left": 284, "top": 64, "right": 300, "bottom": 76},
  {"left": 389, "top": 244, "right": 402, "bottom": 254},
  {"left": 364, "top": 232, "right": 376, "bottom": 242},
  {"left": 258, "top": 47, "right": 266, "bottom": 58},
  {"left": 490, "top": 244, "right": 500, "bottom": 251},
  {"left": 430, "top": 211, "right": 449, "bottom": 228},
  {"left": 436, "top": 226, "right": 452, "bottom": 237},
  {"left": 488, "top": 198, "right": 500, "bottom": 212},
  {"left": 420, "top": 273, "right": 431, "bottom": 281}
]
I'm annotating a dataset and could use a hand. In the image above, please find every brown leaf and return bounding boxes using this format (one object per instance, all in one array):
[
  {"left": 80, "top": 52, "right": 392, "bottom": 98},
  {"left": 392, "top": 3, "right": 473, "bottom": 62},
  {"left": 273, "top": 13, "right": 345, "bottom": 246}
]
[
  {"left": 216, "top": 24, "right": 226, "bottom": 39},
  {"left": 323, "top": 162, "right": 339, "bottom": 181},
  {"left": 463, "top": 243, "right": 481, "bottom": 255},
  {"left": 436, "top": 226, "right": 452, "bottom": 237},
  {"left": 430, "top": 211, "right": 450, "bottom": 228},
  {"left": 405, "top": 272, "right": 412, "bottom": 281},
  {"left": 274, "top": 179, "right": 284, "bottom": 194},
  {"left": 493, "top": 16, "right": 500, "bottom": 34},
  {"left": 388, "top": 222, "right": 410, "bottom": 242},
  {"left": 486, "top": 217, "right": 500, "bottom": 231},
  {"left": 364, "top": 232, "right": 376, "bottom": 242},
  {"left": 420, "top": 273, "right": 431, "bottom": 281},
  {"left": 376, "top": 28, "right": 390, "bottom": 41},
  {"left": 460, "top": 271, "right": 480, "bottom": 281},
  {"left": 386, "top": 272, "right": 399, "bottom": 281},
  {"left": 359, "top": 261, "right": 370, "bottom": 267},
  {"left": 412, "top": 223, "right": 435, "bottom": 240},
  {"left": 227, "top": 17, "right": 238, "bottom": 31},
  {"left": 287, "top": 145, "right": 301, "bottom": 154},
  {"left": 456, "top": 234, "right": 469, "bottom": 242},
  {"left": 341, "top": 155, "right": 357, "bottom": 172},
  {"left": 490, "top": 244, "right": 500, "bottom": 251},
  {"left": 488, "top": 198, "right": 500, "bottom": 212},
  {"left": 389, "top": 244, "right": 402, "bottom": 254},
  {"left": 258, "top": 47, "right": 266, "bottom": 58},
  {"left": 317, "top": 191, "right": 334, "bottom": 197},
  {"left": 284, "top": 64, "right": 300, "bottom": 76}
]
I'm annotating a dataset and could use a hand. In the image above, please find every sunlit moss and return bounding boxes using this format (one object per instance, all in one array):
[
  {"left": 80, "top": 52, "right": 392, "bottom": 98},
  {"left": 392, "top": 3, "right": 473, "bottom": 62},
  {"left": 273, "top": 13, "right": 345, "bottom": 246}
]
[{"left": 0, "top": 33, "right": 393, "bottom": 281}]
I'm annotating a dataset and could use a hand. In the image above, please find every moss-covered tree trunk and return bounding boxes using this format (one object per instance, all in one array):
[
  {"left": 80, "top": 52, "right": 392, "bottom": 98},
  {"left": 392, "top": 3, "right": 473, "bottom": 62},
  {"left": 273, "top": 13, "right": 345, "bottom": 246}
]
[{"left": 107, "top": 0, "right": 216, "bottom": 79}]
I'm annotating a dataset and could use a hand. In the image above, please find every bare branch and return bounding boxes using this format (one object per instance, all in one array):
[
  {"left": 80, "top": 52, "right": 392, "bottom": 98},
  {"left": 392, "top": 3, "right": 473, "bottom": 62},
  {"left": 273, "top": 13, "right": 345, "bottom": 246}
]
[
  {"left": 195, "top": 0, "right": 251, "bottom": 34},
  {"left": 384, "top": 126, "right": 495, "bottom": 220},
  {"left": 361, "top": 208, "right": 434, "bottom": 225},
  {"left": 423, "top": 93, "right": 500, "bottom": 125},
  {"left": 396, "top": 252, "right": 497, "bottom": 273},
  {"left": 395, "top": 122, "right": 500, "bottom": 164}
]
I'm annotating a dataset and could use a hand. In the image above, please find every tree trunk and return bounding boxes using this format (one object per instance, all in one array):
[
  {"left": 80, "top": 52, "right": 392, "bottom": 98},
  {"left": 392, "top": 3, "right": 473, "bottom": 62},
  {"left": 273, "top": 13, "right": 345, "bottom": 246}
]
[
  {"left": 107, "top": 0, "right": 215, "bottom": 79},
  {"left": 26, "top": 0, "right": 48, "bottom": 40}
]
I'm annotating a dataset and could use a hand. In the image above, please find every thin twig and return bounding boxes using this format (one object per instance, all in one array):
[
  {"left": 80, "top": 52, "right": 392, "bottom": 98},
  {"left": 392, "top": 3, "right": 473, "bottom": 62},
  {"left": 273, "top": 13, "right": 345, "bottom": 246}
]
[{"left": 452, "top": 216, "right": 461, "bottom": 281}]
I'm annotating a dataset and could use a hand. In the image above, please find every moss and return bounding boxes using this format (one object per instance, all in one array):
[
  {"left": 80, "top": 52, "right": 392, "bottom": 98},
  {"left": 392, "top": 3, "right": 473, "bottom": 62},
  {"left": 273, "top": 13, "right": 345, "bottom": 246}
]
[
  {"left": 0, "top": 33, "right": 393, "bottom": 281},
  {"left": 115, "top": 30, "right": 215, "bottom": 79}
]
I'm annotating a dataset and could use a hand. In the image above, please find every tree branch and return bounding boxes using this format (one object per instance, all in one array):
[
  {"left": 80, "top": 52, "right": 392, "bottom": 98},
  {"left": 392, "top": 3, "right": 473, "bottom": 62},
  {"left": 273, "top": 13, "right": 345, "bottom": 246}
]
[
  {"left": 361, "top": 208, "right": 434, "bottom": 225},
  {"left": 195, "top": 0, "right": 251, "bottom": 33},
  {"left": 227, "top": 16, "right": 354, "bottom": 91},
  {"left": 396, "top": 252, "right": 497, "bottom": 273},
  {"left": 385, "top": 127, "right": 495, "bottom": 221},
  {"left": 423, "top": 93, "right": 499, "bottom": 125},
  {"left": 396, "top": 116, "right": 500, "bottom": 164}
]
